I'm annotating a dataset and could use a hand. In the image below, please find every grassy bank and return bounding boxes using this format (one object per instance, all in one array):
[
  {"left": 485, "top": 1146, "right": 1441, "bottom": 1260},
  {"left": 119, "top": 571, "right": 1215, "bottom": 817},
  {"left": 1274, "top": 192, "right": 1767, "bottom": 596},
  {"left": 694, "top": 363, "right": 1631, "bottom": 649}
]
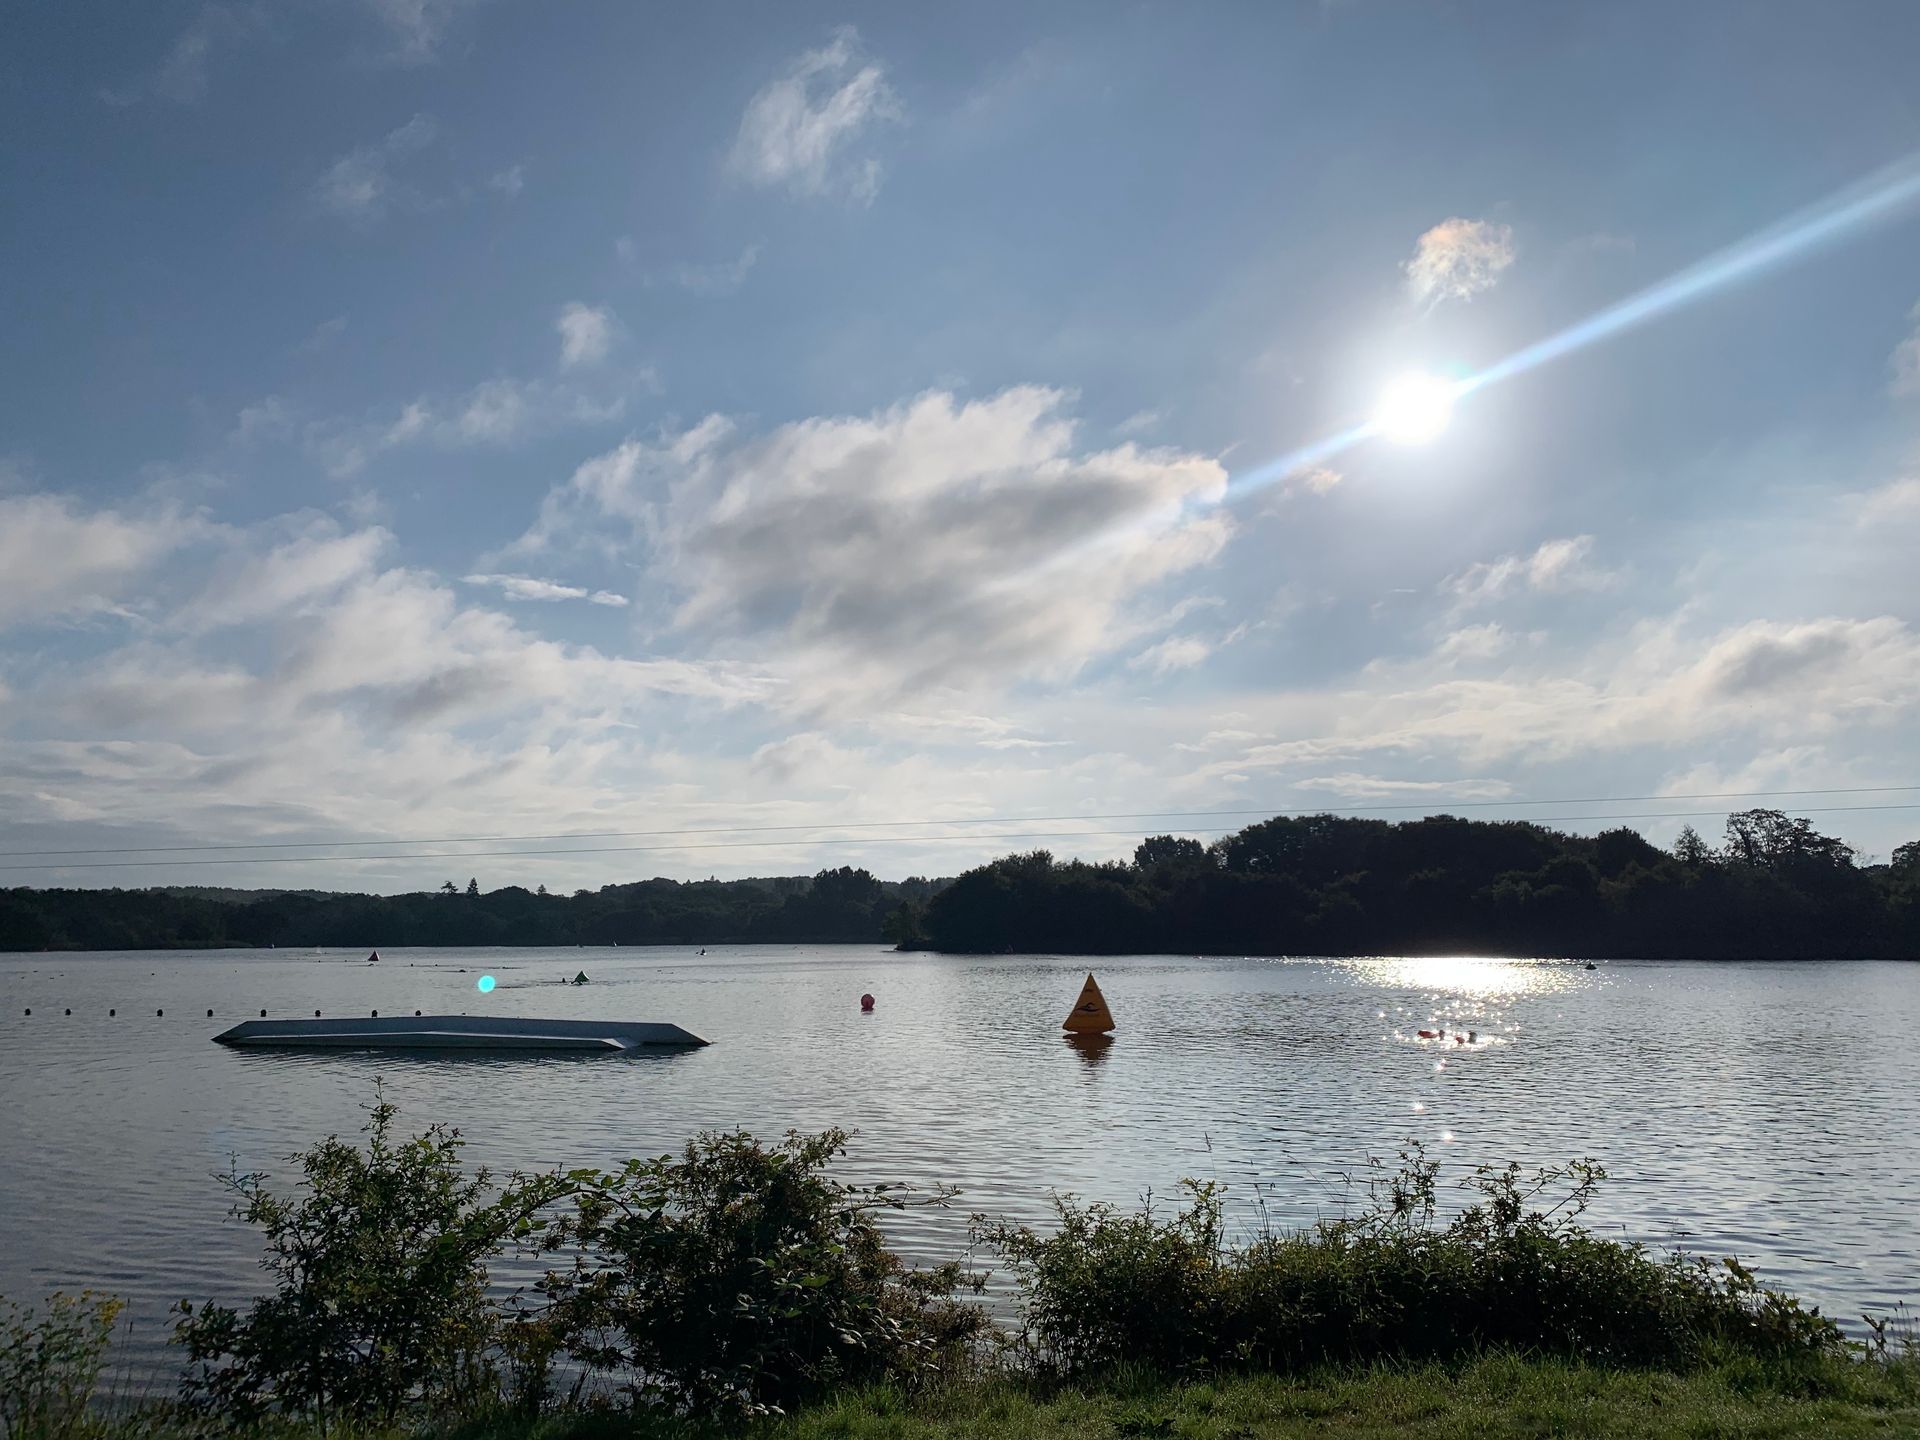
[
  {"left": 74, "top": 1356, "right": 1920, "bottom": 1439},
  {"left": 671, "top": 1358, "right": 1920, "bottom": 1440}
]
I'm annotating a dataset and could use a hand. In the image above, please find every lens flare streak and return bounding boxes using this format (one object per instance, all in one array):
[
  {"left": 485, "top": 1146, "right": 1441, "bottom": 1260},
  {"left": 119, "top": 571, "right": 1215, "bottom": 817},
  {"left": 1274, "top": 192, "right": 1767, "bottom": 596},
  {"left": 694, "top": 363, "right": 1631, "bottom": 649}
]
[
  {"left": 1227, "top": 152, "right": 1920, "bottom": 500},
  {"left": 1463, "top": 154, "right": 1920, "bottom": 395}
]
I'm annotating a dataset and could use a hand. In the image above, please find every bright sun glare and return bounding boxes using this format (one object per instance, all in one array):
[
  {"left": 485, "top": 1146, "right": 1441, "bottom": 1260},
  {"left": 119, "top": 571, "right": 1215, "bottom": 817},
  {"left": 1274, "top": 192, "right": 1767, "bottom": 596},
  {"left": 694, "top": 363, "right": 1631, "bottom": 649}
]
[{"left": 1372, "top": 373, "right": 1457, "bottom": 446}]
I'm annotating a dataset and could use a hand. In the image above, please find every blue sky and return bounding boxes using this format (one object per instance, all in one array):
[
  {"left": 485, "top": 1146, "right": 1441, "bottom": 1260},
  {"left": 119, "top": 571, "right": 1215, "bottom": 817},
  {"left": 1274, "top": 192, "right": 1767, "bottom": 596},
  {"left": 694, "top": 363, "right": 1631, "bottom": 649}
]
[{"left": 5, "top": 0, "right": 1920, "bottom": 891}]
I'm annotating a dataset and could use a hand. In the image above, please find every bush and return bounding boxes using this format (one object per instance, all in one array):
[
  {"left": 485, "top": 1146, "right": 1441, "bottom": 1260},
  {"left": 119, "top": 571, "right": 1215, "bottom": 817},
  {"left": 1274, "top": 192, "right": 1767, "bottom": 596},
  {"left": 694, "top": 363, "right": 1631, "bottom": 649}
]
[
  {"left": 530, "top": 1128, "right": 986, "bottom": 1419},
  {"left": 174, "top": 1089, "right": 567, "bottom": 1430},
  {"left": 976, "top": 1149, "right": 1845, "bottom": 1378},
  {"left": 0, "top": 1291, "right": 122, "bottom": 1440}
]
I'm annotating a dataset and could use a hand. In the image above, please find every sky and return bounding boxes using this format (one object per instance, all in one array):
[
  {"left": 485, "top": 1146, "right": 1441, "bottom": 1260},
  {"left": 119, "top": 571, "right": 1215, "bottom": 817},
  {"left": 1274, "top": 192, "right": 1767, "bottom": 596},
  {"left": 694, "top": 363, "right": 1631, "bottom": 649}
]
[{"left": 5, "top": 0, "right": 1920, "bottom": 892}]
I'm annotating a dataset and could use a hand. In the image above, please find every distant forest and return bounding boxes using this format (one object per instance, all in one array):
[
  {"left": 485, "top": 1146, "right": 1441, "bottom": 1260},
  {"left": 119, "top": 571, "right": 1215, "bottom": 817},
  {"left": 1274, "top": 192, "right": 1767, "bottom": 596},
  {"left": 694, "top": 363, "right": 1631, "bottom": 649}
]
[
  {"left": 2, "top": 809, "right": 1917, "bottom": 958},
  {"left": 0, "top": 869, "right": 940, "bottom": 952},
  {"left": 894, "top": 808, "right": 1920, "bottom": 960}
]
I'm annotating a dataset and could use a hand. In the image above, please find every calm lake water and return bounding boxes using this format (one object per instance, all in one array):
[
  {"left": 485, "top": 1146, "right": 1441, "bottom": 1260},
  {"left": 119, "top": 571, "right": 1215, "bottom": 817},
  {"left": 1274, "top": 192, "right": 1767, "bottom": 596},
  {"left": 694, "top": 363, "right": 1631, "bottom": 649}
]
[{"left": 0, "top": 946, "right": 1914, "bottom": 1387}]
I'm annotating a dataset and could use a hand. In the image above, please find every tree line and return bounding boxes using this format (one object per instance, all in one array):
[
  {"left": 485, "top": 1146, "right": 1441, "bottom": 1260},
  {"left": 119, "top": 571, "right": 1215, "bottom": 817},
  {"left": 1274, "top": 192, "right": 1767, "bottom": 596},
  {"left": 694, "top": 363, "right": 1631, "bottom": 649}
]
[
  {"left": 0, "top": 868, "right": 940, "bottom": 952},
  {"left": 4, "top": 809, "right": 1916, "bottom": 957},
  {"left": 891, "top": 809, "right": 1920, "bottom": 959}
]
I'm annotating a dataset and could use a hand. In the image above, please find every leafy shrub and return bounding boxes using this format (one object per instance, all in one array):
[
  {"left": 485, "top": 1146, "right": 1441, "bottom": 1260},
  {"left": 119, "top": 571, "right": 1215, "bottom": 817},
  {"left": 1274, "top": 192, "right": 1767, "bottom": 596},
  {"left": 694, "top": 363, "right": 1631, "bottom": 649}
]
[
  {"left": 976, "top": 1149, "right": 1845, "bottom": 1377},
  {"left": 0, "top": 1291, "right": 123, "bottom": 1440},
  {"left": 174, "top": 1090, "right": 566, "bottom": 1430},
  {"left": 971, "top": 1183, "right": 1226, "bottom": 1375},
  {"left": 530, "top": 1128, "right": 986, "bottom": 1419}
]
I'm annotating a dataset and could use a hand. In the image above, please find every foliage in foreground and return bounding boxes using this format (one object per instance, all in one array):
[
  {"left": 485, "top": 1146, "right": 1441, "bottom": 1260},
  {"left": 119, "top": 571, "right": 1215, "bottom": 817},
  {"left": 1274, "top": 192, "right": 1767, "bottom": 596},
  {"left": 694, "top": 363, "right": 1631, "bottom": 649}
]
[
  {"left": 0, "top": 1292, "right": 122, "bottom": 1440},
  {"left": 169, "top": 1101, "right": 981, "bottom": 1429},
  {"left": 524, "top": 1129, "right": 985, "bottom": 1418},
  {"left": 174, "top": 1093, "right": 570, "bottom": 1431},
  {"left": 974, "top": 1150, "right": 1845, "bottom": 1376},
  {"left": 6, "top": 1102, "right": 1915, "bottom": 1437}
]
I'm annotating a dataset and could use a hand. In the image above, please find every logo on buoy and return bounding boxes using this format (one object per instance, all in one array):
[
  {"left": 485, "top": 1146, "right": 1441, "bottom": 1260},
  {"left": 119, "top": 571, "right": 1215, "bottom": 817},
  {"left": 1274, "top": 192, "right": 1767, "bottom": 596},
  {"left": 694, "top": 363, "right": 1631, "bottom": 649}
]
[{"left": 1062, "top": 972, "right": 1115, "bottom": 1034}]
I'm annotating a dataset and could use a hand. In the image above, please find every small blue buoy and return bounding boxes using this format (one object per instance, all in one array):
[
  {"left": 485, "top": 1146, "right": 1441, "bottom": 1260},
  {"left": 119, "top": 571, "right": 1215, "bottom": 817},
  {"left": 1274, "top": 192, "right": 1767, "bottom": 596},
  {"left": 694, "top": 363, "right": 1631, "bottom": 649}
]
[{"left": 477, "top": 975, "right": 496, "bottom": 994}]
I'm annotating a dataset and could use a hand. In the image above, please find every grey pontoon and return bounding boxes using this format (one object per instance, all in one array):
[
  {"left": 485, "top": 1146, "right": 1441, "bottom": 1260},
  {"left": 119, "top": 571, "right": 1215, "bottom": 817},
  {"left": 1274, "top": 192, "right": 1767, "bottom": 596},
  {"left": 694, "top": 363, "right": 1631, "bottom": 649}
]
[{"left": 212, "top": 1015, "right": 708, "bottom": 1052}]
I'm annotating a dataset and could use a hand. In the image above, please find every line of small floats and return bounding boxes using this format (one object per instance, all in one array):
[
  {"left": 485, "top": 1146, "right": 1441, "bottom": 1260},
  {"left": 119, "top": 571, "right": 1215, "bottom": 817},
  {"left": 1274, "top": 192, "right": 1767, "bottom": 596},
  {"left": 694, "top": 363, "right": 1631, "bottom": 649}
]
[{"left": 11, "top": 957, "right": 1599, "bottom": 1056}]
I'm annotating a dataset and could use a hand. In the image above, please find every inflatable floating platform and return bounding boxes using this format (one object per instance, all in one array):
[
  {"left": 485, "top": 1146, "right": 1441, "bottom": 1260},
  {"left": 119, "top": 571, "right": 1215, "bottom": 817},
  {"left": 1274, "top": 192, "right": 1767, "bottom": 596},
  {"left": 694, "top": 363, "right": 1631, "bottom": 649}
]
[{"left": 212, "top": 1015, "right": 709, "bottom": 1052}]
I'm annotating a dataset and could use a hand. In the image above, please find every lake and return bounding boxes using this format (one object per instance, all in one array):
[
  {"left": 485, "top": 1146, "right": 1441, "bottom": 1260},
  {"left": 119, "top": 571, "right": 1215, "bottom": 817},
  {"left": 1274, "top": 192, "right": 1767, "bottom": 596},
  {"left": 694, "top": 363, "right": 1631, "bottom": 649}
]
[{"left": 0, "top": 946, "right": 1914, "bottom": 1388}]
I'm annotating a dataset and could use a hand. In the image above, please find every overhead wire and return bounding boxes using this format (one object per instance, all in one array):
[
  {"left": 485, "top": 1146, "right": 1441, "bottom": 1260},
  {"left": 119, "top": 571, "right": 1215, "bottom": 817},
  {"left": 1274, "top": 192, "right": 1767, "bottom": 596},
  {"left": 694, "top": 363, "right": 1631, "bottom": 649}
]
[
  {"left": 0, "top": 799, "right": 1916, "bottom": 873},
  {"left": 1, "top": 784, "right": 1915, "bottom": 860}
]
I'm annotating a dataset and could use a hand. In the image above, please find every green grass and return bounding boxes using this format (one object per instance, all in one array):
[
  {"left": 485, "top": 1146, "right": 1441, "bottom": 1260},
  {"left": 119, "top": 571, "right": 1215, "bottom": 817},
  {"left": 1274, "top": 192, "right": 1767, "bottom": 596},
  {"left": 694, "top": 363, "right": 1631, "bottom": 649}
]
[
  {"left": 526, "top": 1357, "right": 1920, "bottom": 1440},
  {"left": 90, "top": 1354, "right": 1920, "bottom": 1440}
]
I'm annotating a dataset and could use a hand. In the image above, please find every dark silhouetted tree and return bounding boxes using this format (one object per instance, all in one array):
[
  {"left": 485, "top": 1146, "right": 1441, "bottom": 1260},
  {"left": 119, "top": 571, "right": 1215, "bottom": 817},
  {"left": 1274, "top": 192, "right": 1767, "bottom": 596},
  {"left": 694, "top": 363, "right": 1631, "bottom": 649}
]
[
  {"left": 1673, "top": 824, "right": 1712, "bottom": 868},
  {"left": 1135, "top": 835, "right": 1208, "bottom": 870}
]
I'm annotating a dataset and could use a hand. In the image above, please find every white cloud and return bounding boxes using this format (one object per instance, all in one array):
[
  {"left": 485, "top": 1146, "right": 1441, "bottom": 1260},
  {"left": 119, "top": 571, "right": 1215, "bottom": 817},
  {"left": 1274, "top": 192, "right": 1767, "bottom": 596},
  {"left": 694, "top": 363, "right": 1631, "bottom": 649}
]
[
  {"left": 1891, "top": 302, "right": 1920, "bottom": 397},
  {"left": 313, "top": 114, "right": 438, "bottom": 223},
  {"left": 463, "top": 573, "right": 590, "bottom": 602},
  {"left": 1181, "top": 612, "right": 1920, "bottom": 787},
  {"left": 365, "top": 0, "right": 476, "bottom": 64},
  {"left": 1128, "top": 635, "right": 1214, "bottom": 677},
  {"left": 1434, "top": 622, "right": 1515, "bottom": 663},
  {"left": 99, "top": 6, "right": 248, "bottom": 106},
  {"left": 556, "top": 303, "right": 615, "bottom": 369},
  {"left": 1404, "top": 217, "right": 1515, "bottom": 306},
  {"left": 1443, "top": 535, "right": 1614, "bottom": 610},
  {"left": 309, "top": 373, "right": 637, "bottom": 476},
  {"left": 180, "top": 519, "right": 391, "bottom": 632},
  {"left": 461, "top": 573, "right": 627, "bottom": 606},
  {"left": 487, "top": 164, "right": 526, "bottom": 198},
  {"left": 726, "top": 27, "right": 901, "bottom": 201},
  {"left": 750, "top": 731, "right": 854, "bottom": 783},
  {"left": 673, "top": 245, "right": 762, "bottom": 297},
  {"left": 229, "top": 395, "right": 295, "bottom": 446},
  {"left": 54, "top": 567, "right": 776, "bottom": 739},
  {"left": 5, "top": 540, "right": 790, "bottom": 885},
  {"left": 1262, "top": 466, "right": 1344, "bottom": 512},
  {"left": 0, "top": 494, "right": 199, "bottom": 631},
  {"left": 295, "top": 315, "right": 349, "bottom": 354},
  {"left": 1292, "top": 773, "right": 1516, "bottom": 800},
  {"left": 1852, "top": 477, "right": 1920, "bottom": 524},
  {"left": 516, "top": 386, "right": 1231, "bottom": 707},
  {"left": 1114, "top": 409, "right": 1162, "bottom": 437}
]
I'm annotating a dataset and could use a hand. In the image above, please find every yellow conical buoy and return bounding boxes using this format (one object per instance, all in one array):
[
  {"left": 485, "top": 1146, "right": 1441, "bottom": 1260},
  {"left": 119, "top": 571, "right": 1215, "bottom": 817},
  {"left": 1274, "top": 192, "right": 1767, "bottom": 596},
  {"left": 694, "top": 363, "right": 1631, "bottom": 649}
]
[{"left": 1062, "top": 972, "right": 1115, "bottom": 1033}]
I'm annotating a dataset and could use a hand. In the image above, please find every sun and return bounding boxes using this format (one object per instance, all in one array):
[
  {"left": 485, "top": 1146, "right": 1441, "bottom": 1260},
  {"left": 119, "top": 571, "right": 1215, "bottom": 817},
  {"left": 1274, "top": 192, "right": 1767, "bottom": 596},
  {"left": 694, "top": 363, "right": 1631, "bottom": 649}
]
[{"left": 1372, "top": 372, "right": 1457, "bottom": 446}]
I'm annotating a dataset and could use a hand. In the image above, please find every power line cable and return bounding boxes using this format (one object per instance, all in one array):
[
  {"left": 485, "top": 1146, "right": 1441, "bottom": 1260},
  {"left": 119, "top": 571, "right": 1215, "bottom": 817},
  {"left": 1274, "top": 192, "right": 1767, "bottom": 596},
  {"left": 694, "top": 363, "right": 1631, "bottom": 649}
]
[
  {"left": 1, "top": 784, "right": 1915, "bottom": 860},
  {"left": 2, "top": 802, "right": 1917, "bottom": 874}
]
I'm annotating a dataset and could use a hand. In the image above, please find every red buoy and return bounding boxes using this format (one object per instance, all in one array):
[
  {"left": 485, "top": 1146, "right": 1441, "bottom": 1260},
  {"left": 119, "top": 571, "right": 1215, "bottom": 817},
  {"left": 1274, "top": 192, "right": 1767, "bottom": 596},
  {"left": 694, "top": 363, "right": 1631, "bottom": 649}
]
[{"left": 860, "top": 993, "right": 875, "bottom": 1012}]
